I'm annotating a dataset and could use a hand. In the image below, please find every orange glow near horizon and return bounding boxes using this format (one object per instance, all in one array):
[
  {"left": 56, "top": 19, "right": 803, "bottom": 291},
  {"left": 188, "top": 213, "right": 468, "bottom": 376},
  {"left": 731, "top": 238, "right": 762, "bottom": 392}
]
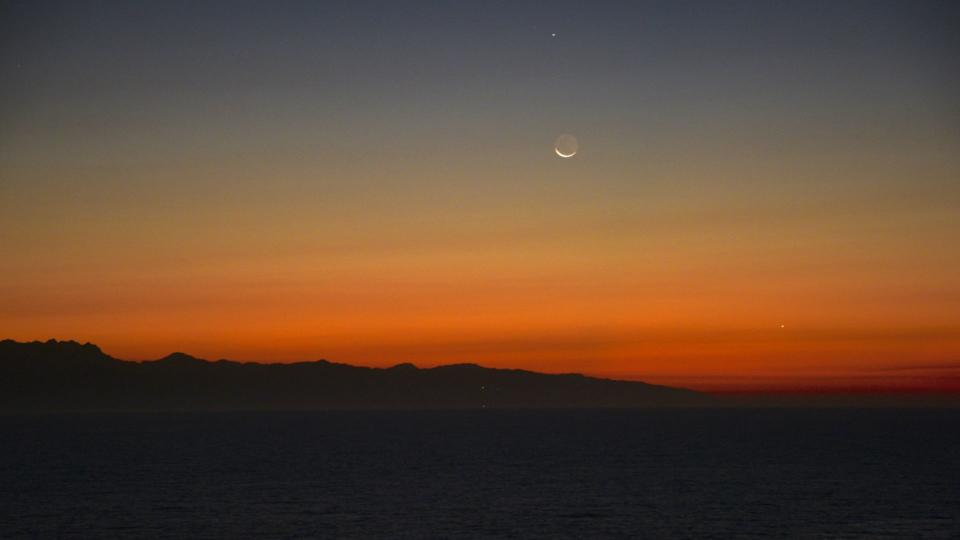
[{"left": 3, "top": 208, "right": 958, "bottom": 393}]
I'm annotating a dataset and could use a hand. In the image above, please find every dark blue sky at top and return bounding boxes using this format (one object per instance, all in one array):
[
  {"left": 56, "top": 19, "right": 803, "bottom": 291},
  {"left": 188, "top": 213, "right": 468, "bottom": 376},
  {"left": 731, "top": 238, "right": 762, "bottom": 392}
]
[{"left": 2, "top": 0, "right": 957, "bottom": 126}]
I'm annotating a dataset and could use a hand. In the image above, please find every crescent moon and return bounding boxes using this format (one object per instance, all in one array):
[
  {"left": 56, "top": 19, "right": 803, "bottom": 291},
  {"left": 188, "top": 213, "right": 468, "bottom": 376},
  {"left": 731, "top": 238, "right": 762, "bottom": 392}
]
[{"left": 555, "top": 147, "right": 576, "bottom": 158}]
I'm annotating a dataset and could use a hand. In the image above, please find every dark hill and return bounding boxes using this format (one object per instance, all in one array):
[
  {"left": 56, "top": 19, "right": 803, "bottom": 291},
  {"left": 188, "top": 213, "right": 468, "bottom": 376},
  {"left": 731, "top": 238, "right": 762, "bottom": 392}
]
[{"left": 0, "top": 339, "right": 713, "bottom": 411}]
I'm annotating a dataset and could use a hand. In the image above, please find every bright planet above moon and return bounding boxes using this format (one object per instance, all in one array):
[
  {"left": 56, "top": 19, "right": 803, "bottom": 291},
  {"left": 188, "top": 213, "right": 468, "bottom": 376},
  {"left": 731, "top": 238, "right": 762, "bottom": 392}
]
[{"left": 554, "top": 134, "right": 578, "bottom": 158}]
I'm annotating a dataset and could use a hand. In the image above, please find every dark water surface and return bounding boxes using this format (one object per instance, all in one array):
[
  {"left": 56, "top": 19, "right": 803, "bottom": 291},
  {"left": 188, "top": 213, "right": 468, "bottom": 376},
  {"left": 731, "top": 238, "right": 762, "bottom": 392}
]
[{"left": 1, "top": 409, "right": 958, "bottom": 538}]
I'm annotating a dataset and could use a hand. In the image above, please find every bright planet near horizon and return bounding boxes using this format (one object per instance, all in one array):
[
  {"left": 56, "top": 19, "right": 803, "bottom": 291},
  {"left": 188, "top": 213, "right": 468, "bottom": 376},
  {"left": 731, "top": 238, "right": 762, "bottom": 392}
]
[{"left": 554, "top": 134, "right": 578, "bottom": 158}]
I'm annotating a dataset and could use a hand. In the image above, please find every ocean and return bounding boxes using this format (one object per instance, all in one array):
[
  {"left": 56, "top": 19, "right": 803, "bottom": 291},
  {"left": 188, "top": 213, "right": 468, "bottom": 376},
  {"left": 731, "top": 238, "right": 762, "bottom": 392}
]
[{"left": 1, "top": 409, "right": 958, "bottom": 538}]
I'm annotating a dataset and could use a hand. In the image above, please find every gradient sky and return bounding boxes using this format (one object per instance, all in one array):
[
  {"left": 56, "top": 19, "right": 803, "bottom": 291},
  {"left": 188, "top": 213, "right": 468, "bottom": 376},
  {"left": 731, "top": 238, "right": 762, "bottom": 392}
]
[{"left": 2, "top": 0, "right": 959, "bottom": 392}]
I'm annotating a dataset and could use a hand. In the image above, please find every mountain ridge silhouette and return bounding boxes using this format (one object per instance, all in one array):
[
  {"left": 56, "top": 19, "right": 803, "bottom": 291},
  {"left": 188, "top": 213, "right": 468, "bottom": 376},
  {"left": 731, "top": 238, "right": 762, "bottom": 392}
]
[{"left": 0, "top": 339, "right": 713, "bottom": 411}]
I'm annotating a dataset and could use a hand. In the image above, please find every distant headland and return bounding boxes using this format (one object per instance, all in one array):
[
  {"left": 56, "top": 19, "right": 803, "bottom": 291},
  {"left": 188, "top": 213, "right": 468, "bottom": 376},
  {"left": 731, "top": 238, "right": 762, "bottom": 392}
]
[{"left": 0, "top": 339, "right": 713, "bottom": 411}]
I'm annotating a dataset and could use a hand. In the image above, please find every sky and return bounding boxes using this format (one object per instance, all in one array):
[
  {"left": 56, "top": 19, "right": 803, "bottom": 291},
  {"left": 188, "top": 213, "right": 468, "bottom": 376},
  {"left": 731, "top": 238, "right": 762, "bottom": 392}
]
[{"left": 1, "top": 0, "right": 958, "bottom": 392}]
